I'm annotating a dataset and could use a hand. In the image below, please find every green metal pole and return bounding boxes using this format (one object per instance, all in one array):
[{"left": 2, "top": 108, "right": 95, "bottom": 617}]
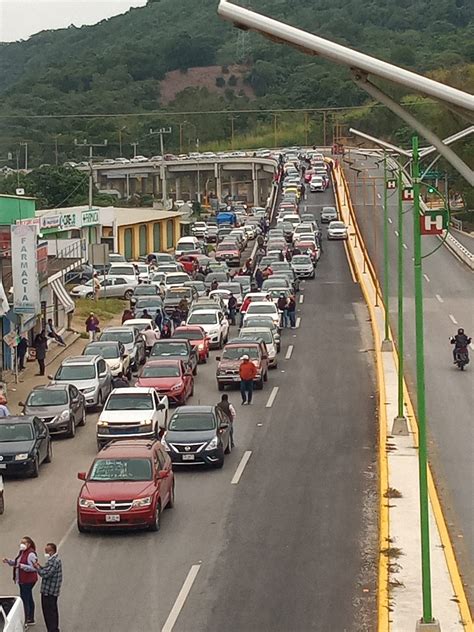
[
  {"left": 397, "top": 168, "right": 404, "bottom": 418},
  {"left": 383, "top": 151, "right": 390, "bottom": 342},
  {"left": 412, "top": 135, "right": 434, "bottom": 623}
]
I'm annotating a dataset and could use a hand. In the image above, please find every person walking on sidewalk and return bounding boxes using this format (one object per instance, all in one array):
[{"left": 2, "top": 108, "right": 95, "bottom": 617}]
[
  {"left": 0, "top": 395, "right": 11, "bottom": 417},
  {"left": 33, "top": 543, "right": 62, "bottom": 632},
  {"left": 33, "top": 330, "right": 48, "bottom": 376},
  {"left": 3, "top": 536, "right": 38, "bottom": 626},
  {"left": 17, "top": 336, "right": 28, "bottom": 371},
  {"left": 239, "top": 355, "right": 257, "bottom": 405},
  {"left": 85, "top": 313, "right": 100, "bottom": 342}
]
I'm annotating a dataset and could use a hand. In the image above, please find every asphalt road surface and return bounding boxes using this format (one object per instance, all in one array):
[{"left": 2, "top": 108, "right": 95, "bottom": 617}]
[
  {"left": 0, "top": 185, "right": 378, "bottom": 632},
  {"left": 345, "top": 153, "right": 474, "bottom": 604}
]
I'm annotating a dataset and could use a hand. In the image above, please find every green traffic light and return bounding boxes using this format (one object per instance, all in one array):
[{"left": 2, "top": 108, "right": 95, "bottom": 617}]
[{"left": 427, "top": 186, "right": 435, "bottom": 193}]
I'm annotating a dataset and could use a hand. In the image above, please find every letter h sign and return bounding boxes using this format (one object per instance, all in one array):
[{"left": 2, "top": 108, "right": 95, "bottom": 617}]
[{"left": 420, "top": 210, "right": 448, "bottom": 235}]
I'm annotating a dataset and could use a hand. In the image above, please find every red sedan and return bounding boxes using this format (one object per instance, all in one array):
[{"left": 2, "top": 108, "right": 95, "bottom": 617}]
[
  {"left": 172, "top": 325, "right": 210, "bottom": 363},
  {"left": 136, "top": 359, "right": 194, "bottom": 405},
  {"left": 178, "top": 254, "right": 210, "bottom": 275}
]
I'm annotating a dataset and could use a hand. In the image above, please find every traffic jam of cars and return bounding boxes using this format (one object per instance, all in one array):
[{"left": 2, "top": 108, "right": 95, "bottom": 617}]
[{"left": 0, "top": 147, "right": 345, "bottom": 534}]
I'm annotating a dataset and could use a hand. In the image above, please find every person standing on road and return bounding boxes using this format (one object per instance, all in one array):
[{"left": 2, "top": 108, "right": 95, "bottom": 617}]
[
  {"left": 112, "top": 372, "right": 129, "bottom": 389},
  {"left": 287, "top": 294, "right": 297, "bottom": 329},
  {"left": 85, "top": 313, "right": 100, "bottom": 342},
  {"left": 239, "top": 355, "right": 257, "bottom": 405},
  {"left": 277, "top": 294, "right": 289, "bottom": 328},
  {"left": 239, "top": 296, "right": 252, "bottom": 327},
  {"left": 0, "top": 395, "right": 11, "bottom": 417},
  {"left": 33, "top": 330, "right": 48, "bottom": 376},
  {"left": 254, "top": 268, "right": 264, "bottom": 290},
  {"left": 17, "top": 336, "right": 29, "bottom": 371},
  {"left": 227, "top": 293, "right": 237, "bottom": 326},
  {"left": 121, "top": 308, "right": 134, "bottom": 324},
  {"left": 216, "top": 393, "right": 236, "bottom": 447},
  {"left": 143, "top": 325, "right": 160, "bottom": 355},
  {"left": 33, "top": 543, "right": 62, "bottom": 632},
  {"left": 3, "top": 536, "right": 38, "bottom": 626}
]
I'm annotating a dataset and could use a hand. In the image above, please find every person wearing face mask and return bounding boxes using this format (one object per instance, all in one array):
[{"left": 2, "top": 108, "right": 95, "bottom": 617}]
[
  {"left": 33, "top": 543, "right": 62, "bottom": 632},
  {"left": 2, "top": 536, "right": 38, "bottom": 626}
]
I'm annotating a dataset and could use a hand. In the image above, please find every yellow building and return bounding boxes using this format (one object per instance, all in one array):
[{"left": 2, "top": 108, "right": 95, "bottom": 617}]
[{"left": 104, "top": 208, "right": 181, "bottom": 260}]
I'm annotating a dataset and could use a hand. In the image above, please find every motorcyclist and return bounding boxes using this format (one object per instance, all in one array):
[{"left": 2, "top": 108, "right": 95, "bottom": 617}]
[{"left": 450, "top": 328, "right": 471, "bottom": 363}]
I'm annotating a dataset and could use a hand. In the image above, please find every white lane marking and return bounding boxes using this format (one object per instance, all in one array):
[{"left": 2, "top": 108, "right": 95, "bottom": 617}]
[
  {"left": 285, "top": 345, "right": 294, "bottom": 360},
  {"left": 377, "top": 193, "right": 382, "bottom": 199},
  {"left": 394, "top": 230, "right": 399, "bottom": 237},
  {"left": 161, "top": 565, "right": 201, "bottom": 632},
  {"left": 449, "top": 314, "right": 458, "bottom": 325},
  {"left": 470, "top": 343, "right": 474, "bottom": 351},
  {"left": 266, "top": 386, "right": 279, "bottom": 408},
  {"left": 296, "top": 317, "right": 301, "bottom": 328},
  {"left": 423, "top": 274, "right": 430, "bottom": 282},
  {"left": 58, "top": 519, "right": 76, "bottom": 551},
  {"left": 435, "top": 294, "right": 444, "bottom": 303},
  {"left": 299, "top": 294, "right": 304, "bottom": 304},
  {"left": 231, "top": 451, "right": 252, "bottom": 485},
  {"left": 388, "top": 217, "right": 393, "bottom": 224},
  {"left": 402, "top": 243, "right": 408, "bottom": 250}
]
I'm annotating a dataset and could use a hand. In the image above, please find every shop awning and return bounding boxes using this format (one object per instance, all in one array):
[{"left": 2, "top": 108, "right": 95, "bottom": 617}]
[
  {"left": 0, "top": 282, "right": 9, "bottom": 316},
  {"left": 51, "top": 279, "right": 75, "bottom": 313}
]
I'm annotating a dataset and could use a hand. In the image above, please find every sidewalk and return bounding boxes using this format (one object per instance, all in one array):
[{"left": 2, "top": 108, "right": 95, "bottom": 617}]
[{"left": 332, "top": 164, "right": 471, "bottom": 631}]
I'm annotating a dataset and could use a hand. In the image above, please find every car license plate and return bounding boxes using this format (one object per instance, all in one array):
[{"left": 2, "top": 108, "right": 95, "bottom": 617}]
[
  {"left": 182, "top": 454, "right": 195, "bottom": 461},
  {"left": 0, "top": 464, "right": 6, "bottom": 469},
  {"left": 105, "top": 514, "right": 120, "bottom": 522}
]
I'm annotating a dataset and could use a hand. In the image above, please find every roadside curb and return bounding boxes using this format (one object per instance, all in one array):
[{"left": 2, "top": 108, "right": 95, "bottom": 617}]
[{"left": 332, "top": 163, "right": 472, "bottom": 631}]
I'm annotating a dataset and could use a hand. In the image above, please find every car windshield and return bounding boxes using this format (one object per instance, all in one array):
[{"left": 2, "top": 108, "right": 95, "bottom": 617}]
[
  {"left": 136, "top": 298, "right": 162, "bottom": 308},
  {"left": 173, "top": 330, "right": 202, "bottom": 341},
  {"left": 89, "top": 458, "right": 152, "bottom": 482},
  {"left": 177, "top": 243, "right": 196, "bottom": 251},
  {"left": 219, "top": 283, "right": 241, "bottom": 294},
  {"left": 109, "top": 267, "right": 134, "bottom": 276},
  {"left": 84, "top": 344, "right": 119, "bottom": 359},
  {"left": 151, "top": 342, "right": 188, "bottom": 356},
  {"left": 26, "top": 390, "right": 68, "bottom": 406},
  {"left": 293, "top": 256, "right": 312, "bottom": 264},
  {"left": 105, "top": 393, "right": 153, "bottom": 410},
  {"left": 167, "top": 275, "right": 189, "bottom": 284},
  {"left": 188, "top": 313, "right": 218, "bottom": 325},
  {"left": 165, "top": 289, "right": 190, "bottom": 299},
  {"left": 0, "top": 423, "right": 33, "bottom": 442},
  {"left": 141, "top": 364, "right": 181, "bottom": 378},
  {"left": 330, "top": 222, "right": 345, "bottom": 229},
  {"left": 222, "top": 346, "right": 259, "bottom": 360},
  {"left": 56, "top": 364, "right": 96, "bottom": 380},
  {"left": 185, "top": 282, "right": 205, "bottom": 292},
  {"left": 168, "top": 412, "right": 216, "bottom": 431},
  {"left": 134, "top": 287, "right": 157, "bottom": 296},
  {"left": 263, "top": 280, "right": 287, "bottom": 288},
  {"left": 247, "top": 304, "right": 276, "bottom": 314},
  {"left": 242, "top": 330, "right": 272, "bottom": 344},
  {"left": 205, "top": 273, "right": 227, "bottom": 283},
  {"left": 100, "top": 331, "right": 133, "bottom": 344}
]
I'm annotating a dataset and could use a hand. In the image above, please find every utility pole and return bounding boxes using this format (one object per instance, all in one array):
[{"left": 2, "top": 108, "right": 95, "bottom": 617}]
[
  {"left": 118, "top": 126, "right": 126, "bottom": 157},
  {"left": 20, "top": 142, "right": 28, "bottom": 171},
  {"left": 74, "top": 139, "right": 108, "bottom": 209},
  {"left": 131, "top": 142, "right": 139, "bottom": 158},
  {"left": 272, "top": 114, "right": 278, "bottom": 149},
  {"left": 381, "top": 151, "right": 392, "bottom": 349},
  {"left": 150, "top": 128, "right": 172, "bottom": 202}
]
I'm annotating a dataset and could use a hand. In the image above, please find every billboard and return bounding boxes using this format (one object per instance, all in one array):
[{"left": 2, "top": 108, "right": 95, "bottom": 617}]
[{"left": 11, "top": 224, "right": 41, "bottom": 315}]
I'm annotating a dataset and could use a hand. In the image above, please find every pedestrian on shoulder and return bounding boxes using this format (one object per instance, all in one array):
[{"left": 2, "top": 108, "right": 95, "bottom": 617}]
[
  {"left": 17, "top": 336, "right": 29, "bottom": 371},
  {"left": 85, "top": 313, "right": 100, "bottom": 342},
  {"left": 287, "top": 294, "right": 297, "bottom": 329},
  {"left": 33, "top": 543, "right": 62, "bottom": 632},
  {"left": 33, "top": 330, "right": 48, "bottom": 376},
  {"left": 239, "top": 355, "right": 257, "bottom": 405},
  {"left": 3, "top": 536, "right": 38, "bottom": 626},
  {"left": 216, "top": 393, "right": 236, "bottom": 447},
  {"left": 92, "top": 273, "right": 101, "bottom": 300}
]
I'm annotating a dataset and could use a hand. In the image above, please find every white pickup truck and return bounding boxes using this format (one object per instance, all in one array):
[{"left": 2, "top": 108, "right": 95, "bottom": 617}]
[
  {"left": 0, "top": 597, "right": 25, "bottom": 632},
  {"left": 96, "top": 387, "right": 169, "bottom": 450}
]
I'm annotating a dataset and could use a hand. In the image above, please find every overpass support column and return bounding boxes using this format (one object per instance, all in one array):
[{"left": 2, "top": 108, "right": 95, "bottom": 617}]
[
  {"left": 215, "top": 163, "right": 222, "bottom": 203},
  {"left": 160, "top": 165, "right": 168, "bottom": 202},
  {"left": 175, "top": 176, "right": 181, "bottom": 200},
  {"left": 252, "top": 165, "right": 259, "bottom": 206},
  {"left": 230, "top": 174, "right": 237, "bottom": 198}
]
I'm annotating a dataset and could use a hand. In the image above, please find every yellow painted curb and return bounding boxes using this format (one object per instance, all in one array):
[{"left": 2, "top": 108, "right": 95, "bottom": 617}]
[{"left": 333, "top": 163, "right": 473, "bottom": 631}]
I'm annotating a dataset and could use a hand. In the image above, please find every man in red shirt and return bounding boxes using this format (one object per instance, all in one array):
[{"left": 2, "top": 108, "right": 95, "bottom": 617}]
[
  {"left": 239, "top": 296, "right": 252, "bottom": 327},
  {"left": 239, "top": 355, "right": 257, "bottom": 405}
]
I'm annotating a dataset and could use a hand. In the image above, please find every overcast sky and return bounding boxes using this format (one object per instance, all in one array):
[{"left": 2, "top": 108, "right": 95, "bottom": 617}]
[{"left": 0, "top": 0, "right": 147, "bottom": 42}]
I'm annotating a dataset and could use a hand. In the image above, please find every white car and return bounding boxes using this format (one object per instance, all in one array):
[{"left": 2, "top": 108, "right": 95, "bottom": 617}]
[
  {"left": 108, "top": 263, "right": 139, "bottom": 284},
  {"left": 83, "top": 341, "right": 131, "bottom": 378},
  {"left": 191, "top": 222, "right": 208, "bottom": 238},
  {"left": 174, "top": 199, "right": 186, "bottom": 208},
  {"left": 122, "top": 318, "right": 161, "bottom": 335},
  {"left": 96, "top": 387, "right": 169, "bottom": 450},
  {"left": 321, "top": 207, "right": 338, "bottom": 223},
  {"left": 239, "top": 327, "right": 278, "bottom": 368},
  {"left": 130, "top": 262, "right": 151, "bottom": 283},
  {"left": 69, "top": 276, "right": 137, "bottom": 300},
  {"left": 130, "top": 155, "right": 149, "bottom": 163},
  {"left": 310, "top": 176, "right": 325, "bottom": 192},
  {"left": 243, "top": 302, "right": 280, "bottom": 328},
  {"left": 164, "top": 272, "right": 191, "bottom": 289},
  {"left": 114, "top": 157, "right": 130, "bottom": 164},
  {"left": 327, "top": 221, "right": 348, "bottom": 240},
  {"left": 186, "top": 309, "right": 229, "bottom": 349}
]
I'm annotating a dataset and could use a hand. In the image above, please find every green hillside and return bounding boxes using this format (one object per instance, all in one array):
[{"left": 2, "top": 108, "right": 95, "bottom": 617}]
[{"left": 0, "top": 0, "right": 472, "bottom": 165}]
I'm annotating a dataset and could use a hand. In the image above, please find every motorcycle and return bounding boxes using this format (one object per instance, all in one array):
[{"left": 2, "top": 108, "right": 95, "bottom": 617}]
[{"left": 454, "top": 347, "right": 469, "bottom": 370}]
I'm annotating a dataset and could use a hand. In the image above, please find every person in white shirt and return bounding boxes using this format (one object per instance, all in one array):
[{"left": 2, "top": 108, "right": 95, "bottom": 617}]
[
  {"left": 216, "top": 394, "right": 236, "bottom": 448},
  {"left": 143, "top": 325, "right": 160, "bottom": 355}
]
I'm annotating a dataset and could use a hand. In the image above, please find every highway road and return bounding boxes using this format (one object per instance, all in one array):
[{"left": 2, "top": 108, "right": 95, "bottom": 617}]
[
  {"left": 0, "top": 186, "right": 378, "bottom": 631},
  {"left": 345, "top": 154, "right": 474, "bottom": 604}
]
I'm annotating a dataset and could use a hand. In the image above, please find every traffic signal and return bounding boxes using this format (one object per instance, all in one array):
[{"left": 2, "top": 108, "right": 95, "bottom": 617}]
[{"left": 427, "top": 186, "right": 436, "bottom": 194}]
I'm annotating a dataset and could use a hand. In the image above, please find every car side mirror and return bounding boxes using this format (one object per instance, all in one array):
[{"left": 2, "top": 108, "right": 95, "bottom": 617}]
[
  {"left": 158, "top": 469, "right": 169, "bottom": 479},
  {"left": 215, "top": 356, "right": 221, "bottom": 361},
  {"left": 47, "top": 374, "right": 54, "bottom": 381},
  {"left": 157, "top": 403, "right": 166, "bottom": 411},
  {"left": 77, "top": 472, "right": 87, "bottom": 481},
  {"left": 18, "top": 401, "right": 25, "bottom": 408}
]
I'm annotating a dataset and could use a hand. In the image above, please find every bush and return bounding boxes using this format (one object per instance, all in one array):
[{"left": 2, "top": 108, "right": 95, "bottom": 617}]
[
  {"left": 228, "top": 74, "right": 237, "bottom": 86},
  {"left": 215, "top": 76, "right": 226, "bottom": 87},
  {"left": 221, "top": 65, "right": 229, "bottom": 74}
]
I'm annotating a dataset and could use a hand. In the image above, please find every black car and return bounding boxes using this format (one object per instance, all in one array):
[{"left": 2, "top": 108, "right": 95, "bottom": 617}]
[
  {"left": 130, "top": 285, "right": 162, "bottom": 307},
  {"left": 150, "top": 339, "right": 198, "bottom": 375},
  {"left": 65, "top": 264, "right": 95, "bottom": 285},
  {"left": 20, "top": 384, "right": 86, "bottom": 438},
  {"left": 204, "top": 271, "right": 229, "bottom": 290},
  {"left": 0, "top": 416, "right": 52, "bottom": 477},
  {"left": 162, "top": 405, "right": 231, "bottom": 468},
  {"left": 206, "top": 226, "right": 218, "bottom": 243}
]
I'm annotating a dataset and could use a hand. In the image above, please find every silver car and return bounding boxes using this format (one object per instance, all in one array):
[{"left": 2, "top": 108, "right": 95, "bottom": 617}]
[
  {"left": 70, "top": 276, "right": 138, "bottom": 300},
  {"left": 49, "top": 355, "right": 112, "bottom": 409},
  {"left": 292, "top": 255, "right": 315, "bottom": 279},
  {"left": 321, "top": 206, "right": 338, "bottom": 223},
  {"left": 21, "top": 383, "right": 86, "bottom": 438},
  {"left": 99, "top": 326, "right": 146, "bottom": 370}
]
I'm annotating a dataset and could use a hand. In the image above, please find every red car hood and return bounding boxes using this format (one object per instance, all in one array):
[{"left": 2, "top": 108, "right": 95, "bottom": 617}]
[
  {"left": 80, "top": 480, "right": 155, "bottom": 501},
  {"left": 136, "top": 376, "right": 183, "bottom": 389}
]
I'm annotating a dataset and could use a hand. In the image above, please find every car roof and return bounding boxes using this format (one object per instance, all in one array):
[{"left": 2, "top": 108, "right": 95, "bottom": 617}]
[
  {"left": 61, "top": 355, "right": 99, "bottom": 365},
  {"left": 174, "top": 325, "right": 205, "bottom": 333},
  {"left": 154, "top": 338, "right": 189, "bottom": 344},
  {"left": 97, "top": 439, "right": 159, "bottom": 456},
  {"left": 102, "top": 326, "right": 134, "bottom": 333},
  {"left": 112, "top": 387, "right": 155, "bottom": 394},
  {"left": 31, "top": 383, "right": 69, "bottom": 391},
  {"left": 86, "top": 340, "right": 119, "bottom": 347},
  {"left": 144, "top": 358, "right": 182, "bottom": 365},
  {"left": 172, "top": 405, "right": 214, "bottom": 414}
]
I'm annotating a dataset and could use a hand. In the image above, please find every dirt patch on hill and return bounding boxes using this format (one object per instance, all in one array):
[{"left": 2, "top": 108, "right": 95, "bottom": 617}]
[{"left": 159, "top": 64, "right": 254, "bottom": 105}]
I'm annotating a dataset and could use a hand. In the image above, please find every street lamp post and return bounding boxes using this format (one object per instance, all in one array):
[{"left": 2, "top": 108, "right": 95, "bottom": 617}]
[{"left": 381, "top": 151, "right": 392, "bottom": 350}]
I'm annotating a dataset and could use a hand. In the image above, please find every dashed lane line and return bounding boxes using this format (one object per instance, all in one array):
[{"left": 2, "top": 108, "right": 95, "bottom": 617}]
[
  {"left": 449, "top": 314, "right": 458, "bottom": 325},
  {"left": 402, "top": 243, "right": 408, "bottom": 250},
  {"left": 231, "top": 451, "right": 252, "bottom": 485},
  {"left": 296, "top": 316, "right": 301, "bottom": 328},
  {"left": 423, "top": 274, "right": 430, "bottom": 282},
  {"left": 161, "top": 564, "right": 201, "bottom": 632},
  {"left": 285, "top": 345, "right": 294, "bottom": 360},
  {"left": 435, "top": 294, "right": 444, "bottom": 303},
  {"left": 299, "top": 294, "right": 304, "bottom": 304},
  {"left": 388, "top": 218, "right": 393, "bottom": 224},
  {"left": 265, "top": 386, "right": 279, "bottom": 408}
]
